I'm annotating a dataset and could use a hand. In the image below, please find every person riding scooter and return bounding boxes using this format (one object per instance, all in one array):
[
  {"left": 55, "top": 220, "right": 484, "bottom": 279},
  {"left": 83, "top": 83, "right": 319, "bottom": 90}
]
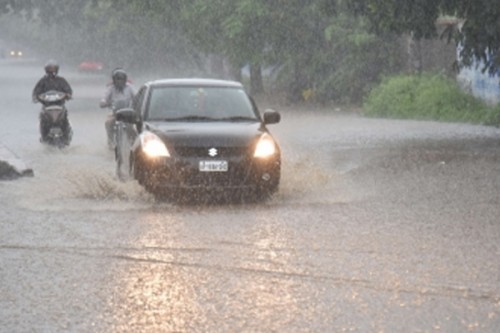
[
  {"left": 99, "top": 68, "right": 135, "bottom": 149},
  {"left": 32, "top": 60, "right": 73, "bottom": 142}
]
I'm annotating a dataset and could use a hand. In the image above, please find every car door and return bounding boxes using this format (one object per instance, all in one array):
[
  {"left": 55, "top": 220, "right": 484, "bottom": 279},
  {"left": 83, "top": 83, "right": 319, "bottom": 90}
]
[{"left": 116, "top": 86, "right": 147, "bottom": 179}]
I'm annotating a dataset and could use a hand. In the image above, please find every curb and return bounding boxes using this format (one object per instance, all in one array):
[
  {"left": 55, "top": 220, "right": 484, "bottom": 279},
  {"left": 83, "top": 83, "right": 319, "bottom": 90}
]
[{"left": 0, "top": 143, "right": 34, "bottom": 179}]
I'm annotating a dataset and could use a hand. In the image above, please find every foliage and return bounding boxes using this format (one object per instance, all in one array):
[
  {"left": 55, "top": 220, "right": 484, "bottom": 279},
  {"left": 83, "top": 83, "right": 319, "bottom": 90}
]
[
  {"left": 364, "top": 73, "right": 500, "bottom": 126},
  {"left": 265, "top": 2, "right": 333, "bottom": 102},
  {"left": 180, "top": 0, "right": 272, "bottom": 93},
  {"left": 179, "top": 0, "right": 342, "bottom": 96},
  {"left": 339, "top": 0, "right": 500, "bottom": 72},
  {"left": 311, "top": 13, "right": 404, "bottom": 104},
  {"left": 2, "top": 0, "right": 499, "bottom": 112},
  {"left": 1, "top": 0, "right": 403, "bottom": 102},
  {"left": 246, "top": 3, "right": 404, "bottom": 104},
  {"left": 0, "top": 0, "right": 201, "bottom": 75}
]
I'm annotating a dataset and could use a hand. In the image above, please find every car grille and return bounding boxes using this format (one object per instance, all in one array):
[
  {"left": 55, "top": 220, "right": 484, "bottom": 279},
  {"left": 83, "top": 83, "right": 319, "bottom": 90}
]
[
  {"left": 183, "top": 169, "right": 250, "bottom": 187},
  {"left": 169, "top": 147, "right": 253, "bottom": 187}
]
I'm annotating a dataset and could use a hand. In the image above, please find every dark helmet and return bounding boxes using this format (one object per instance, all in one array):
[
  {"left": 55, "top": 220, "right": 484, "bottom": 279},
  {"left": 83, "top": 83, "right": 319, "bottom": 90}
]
[
  {"left": 45, "top": 60, "right": 59, "bottom": 76},
  {"left": 112, "top": 68, "right": 127, "bottom": 89}
]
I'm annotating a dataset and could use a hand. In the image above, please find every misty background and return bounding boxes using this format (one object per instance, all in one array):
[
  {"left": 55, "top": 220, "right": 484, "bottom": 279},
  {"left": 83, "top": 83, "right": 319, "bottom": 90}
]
[{"left": 0, "top": 1, "right": 414, "bottom": 104}]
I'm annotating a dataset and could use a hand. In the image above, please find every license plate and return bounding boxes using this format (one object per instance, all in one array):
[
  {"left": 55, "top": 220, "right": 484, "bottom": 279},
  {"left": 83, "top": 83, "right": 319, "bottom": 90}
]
[{"left": 199, "top": 160, "right": 228, "bottom": 172}]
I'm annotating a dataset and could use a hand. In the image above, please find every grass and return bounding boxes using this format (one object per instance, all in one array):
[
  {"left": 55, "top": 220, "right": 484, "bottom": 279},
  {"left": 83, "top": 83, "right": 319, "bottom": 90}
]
[{"left": 363, "top": 73, "right": 500, "bottom": 127}]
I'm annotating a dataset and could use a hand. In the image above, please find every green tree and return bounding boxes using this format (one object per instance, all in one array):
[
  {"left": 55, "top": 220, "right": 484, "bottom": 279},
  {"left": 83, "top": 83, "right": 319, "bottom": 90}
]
[
  {"left": 0, "top": 0, "right": 407, "bottom": 104},
  {"left": 180, "top": 0, "right": 275, "bottom": 94},
  {"left": 339, "top": 0, "right": 500, "bottom": 72}
]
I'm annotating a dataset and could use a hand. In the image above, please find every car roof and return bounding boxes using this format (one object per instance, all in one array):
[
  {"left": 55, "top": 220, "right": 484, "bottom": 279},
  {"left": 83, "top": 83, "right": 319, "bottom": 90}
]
[{"left": 144, "top": 78, "right": 244, "bottom": 89}]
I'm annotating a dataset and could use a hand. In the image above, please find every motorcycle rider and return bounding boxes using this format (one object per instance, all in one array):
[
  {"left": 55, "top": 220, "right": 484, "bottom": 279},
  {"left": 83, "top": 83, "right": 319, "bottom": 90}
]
[
  {"left": 32, "top": 60, "right": 73, "bottom": 142},
  {"left": 99, "top": 68, "right": 135, "bottom": 148}
]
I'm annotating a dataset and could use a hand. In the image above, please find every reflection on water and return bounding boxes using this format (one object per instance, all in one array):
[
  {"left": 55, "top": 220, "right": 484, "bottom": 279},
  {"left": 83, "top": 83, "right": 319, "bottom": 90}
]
[
  {"left": 100, "top": 207, "right": 310, "bottom": 332},
  {"left": 230, "top": 216, "right": 304, "bottom": 331},
  {"left": 106, "top": 213, "right": 206, "bottom": 332},
  {"left": 109, "top": 264, "right": 205, "bottom": 332}
]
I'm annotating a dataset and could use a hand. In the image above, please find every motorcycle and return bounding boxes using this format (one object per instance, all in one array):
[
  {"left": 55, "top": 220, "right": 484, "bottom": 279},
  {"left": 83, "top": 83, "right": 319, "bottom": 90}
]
[{"left": 37, "top": 90, "right": 72, "bottom": 148}]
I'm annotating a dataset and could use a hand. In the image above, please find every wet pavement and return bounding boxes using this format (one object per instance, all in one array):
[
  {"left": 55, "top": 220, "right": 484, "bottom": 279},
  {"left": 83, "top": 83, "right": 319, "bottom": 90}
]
[{"left": 1, "top": 59, "right": 500, "bottom": 332}]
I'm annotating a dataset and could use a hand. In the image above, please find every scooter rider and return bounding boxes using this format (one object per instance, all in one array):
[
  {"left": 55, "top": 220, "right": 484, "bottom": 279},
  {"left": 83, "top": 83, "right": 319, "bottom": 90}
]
[
  {"left": 99, "top": 68, "right": 135, "bottom": 148},
  {"left": 32, "top": 60, "right": 73, "bottom": 141}
]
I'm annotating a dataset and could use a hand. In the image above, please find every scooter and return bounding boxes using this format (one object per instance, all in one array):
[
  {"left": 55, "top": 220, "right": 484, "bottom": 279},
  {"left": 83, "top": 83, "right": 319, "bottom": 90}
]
[{"left": 37, "top": 90, "right": 72, "bottom": 148}]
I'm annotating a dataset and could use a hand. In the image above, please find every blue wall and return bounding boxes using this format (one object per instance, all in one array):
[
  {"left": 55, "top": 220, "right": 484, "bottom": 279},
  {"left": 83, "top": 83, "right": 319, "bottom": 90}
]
[{"left": 457, "top": 57, "right": 500, "bottom": 105}]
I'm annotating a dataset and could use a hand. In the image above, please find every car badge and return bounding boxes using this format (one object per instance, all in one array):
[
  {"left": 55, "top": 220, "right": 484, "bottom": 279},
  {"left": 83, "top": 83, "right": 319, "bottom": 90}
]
[{"left": 208, "top": 148, "right": 218, "bottom": 157}]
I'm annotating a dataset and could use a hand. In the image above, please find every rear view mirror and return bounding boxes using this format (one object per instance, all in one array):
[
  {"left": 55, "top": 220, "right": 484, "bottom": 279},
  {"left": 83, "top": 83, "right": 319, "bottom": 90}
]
[
  {"left": 116, "top": 108, "right": 139, "bottom": 123},
  {"left": 263, "top": 109, "right": 281, "bottom": 124}
]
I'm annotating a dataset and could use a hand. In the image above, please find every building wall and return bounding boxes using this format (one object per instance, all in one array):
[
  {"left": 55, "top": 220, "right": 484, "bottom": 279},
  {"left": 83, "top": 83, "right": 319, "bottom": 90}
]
[
  {"left": 456, "top": 59, "right": 500, "bottom": 106},
  {"left": 416, "top": 19, "right": 500, "bottom": 106}
]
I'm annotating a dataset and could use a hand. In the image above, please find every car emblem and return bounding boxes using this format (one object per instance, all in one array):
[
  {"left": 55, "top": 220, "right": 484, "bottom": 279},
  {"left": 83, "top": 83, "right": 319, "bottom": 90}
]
[{"left": 208, "top": 148, "right": 218, "bottom": 157}]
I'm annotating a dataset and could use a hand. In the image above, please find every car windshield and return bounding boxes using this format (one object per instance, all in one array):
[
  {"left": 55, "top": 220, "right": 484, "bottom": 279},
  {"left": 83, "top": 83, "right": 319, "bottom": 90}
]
[{"left": 147, "top": 86, "right": 257, "bottom": 121}]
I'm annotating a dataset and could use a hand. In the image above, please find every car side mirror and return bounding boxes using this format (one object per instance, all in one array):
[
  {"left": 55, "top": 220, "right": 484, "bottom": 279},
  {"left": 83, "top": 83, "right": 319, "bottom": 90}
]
[
  {"left": 116, "top": 108, "right": 140, "bottom": 124},
  {"left": 263, "top": 109, "right": 281, "bottom": 125}
]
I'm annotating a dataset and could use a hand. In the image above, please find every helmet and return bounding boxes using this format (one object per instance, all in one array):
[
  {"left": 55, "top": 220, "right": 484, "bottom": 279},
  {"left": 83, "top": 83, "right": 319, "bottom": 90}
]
[
  {"left": 112, "top": 68, "right": 127, "bottom": 90},
  {"left": 112, "top": 68, "right": 127, "bottom": 82},
  {"left": 45, "top": 60, "right": 59, "bottom": 76}
]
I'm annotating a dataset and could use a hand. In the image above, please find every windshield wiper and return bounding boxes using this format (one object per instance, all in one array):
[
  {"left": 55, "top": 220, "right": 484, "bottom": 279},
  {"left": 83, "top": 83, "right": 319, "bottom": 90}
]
[
  {"left": 158, "top": 115, "right": 216, "bottom": 121},
  {"left": 219, "top": 116, "right": 257, "bottom": 121}
]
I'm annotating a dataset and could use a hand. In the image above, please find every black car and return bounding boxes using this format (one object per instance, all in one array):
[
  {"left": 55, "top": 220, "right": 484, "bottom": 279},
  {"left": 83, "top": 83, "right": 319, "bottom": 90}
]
[{"left": 115, "top": 78, "right": 281, "bottom": 202}]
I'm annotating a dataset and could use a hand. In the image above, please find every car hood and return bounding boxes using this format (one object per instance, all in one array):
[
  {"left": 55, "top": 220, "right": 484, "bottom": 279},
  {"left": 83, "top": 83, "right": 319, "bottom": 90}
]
[{"left": 145, "top": 121, "right": 267, "bottom": 147}]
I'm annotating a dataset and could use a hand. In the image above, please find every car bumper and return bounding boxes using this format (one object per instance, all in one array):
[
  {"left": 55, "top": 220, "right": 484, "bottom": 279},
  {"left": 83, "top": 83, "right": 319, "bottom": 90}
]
[{"left": 136, "top": 154, "right": 280, "bottom": 193}]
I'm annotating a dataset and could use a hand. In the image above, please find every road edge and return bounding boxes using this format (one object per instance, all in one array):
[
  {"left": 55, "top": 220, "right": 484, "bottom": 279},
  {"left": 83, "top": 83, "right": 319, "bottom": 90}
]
[{"left": 0, "top": 143, "right": 34, "bottom": 179}]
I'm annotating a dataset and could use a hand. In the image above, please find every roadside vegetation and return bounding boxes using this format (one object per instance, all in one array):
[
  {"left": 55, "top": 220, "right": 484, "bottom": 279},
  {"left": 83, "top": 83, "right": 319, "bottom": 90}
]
[
  {"left": 1, "top": 1, "right": 499, "bottom": 126},
  {"left": 364, "top": 73, "right": 500, "bottom": 126}
]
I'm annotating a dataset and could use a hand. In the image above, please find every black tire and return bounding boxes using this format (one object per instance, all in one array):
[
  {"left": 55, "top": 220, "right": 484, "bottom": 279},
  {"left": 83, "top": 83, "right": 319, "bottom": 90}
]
[{"left": 133, "top": 156, "right": 155, "bottom": 192}]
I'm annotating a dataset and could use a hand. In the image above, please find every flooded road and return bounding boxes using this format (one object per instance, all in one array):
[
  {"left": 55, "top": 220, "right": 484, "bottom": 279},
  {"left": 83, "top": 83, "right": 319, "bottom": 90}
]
[{"left": 1, "top": 59, "right": 500, "bottom": 332}]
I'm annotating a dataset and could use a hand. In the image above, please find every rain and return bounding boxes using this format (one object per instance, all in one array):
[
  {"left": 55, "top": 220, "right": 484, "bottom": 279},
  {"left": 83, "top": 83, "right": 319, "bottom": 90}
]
[{"left": 1, "top": 2, "right": 500, "bottom": 332}]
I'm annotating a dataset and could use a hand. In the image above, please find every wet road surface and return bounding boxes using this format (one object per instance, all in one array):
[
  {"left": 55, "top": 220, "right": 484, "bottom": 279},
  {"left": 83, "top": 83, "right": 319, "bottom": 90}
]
[{"left": 1, "top": 59, "right": 500, "bottom": 332}]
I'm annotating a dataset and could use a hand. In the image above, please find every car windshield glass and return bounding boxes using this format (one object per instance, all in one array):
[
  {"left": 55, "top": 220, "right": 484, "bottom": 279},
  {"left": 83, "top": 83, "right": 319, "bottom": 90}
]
[{"left": 147, "top": 86, "right": 257, "bottom": 121}]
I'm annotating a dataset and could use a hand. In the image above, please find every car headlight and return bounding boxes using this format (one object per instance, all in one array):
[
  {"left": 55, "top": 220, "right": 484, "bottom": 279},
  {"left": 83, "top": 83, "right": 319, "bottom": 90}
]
[
  {"left": 254, "top": 133, "right": 277, "bottom": 158},
  {"left": 140, "top": 131, "right": 170, "bottom": 158}
]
